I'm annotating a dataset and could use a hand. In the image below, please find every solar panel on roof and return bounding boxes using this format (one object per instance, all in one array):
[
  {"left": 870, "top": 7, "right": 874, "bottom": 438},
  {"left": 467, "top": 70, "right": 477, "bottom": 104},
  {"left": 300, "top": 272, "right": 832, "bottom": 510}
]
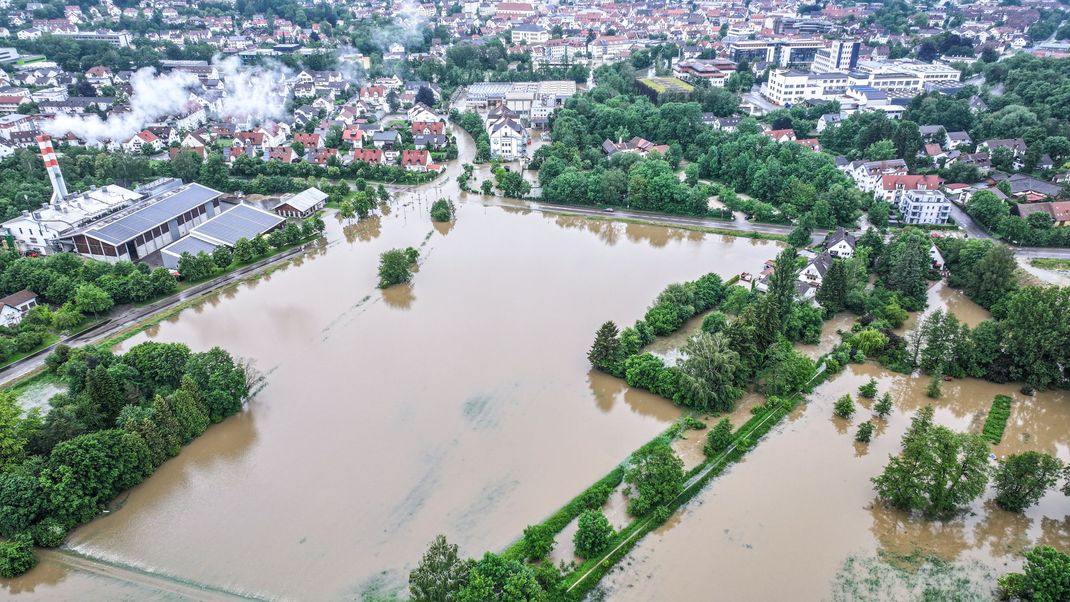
[
  {"left": 192, "top": 204, "right": 284, "bottom": 246},
  {"left": 87, "top": 184, "right": 222, "bottom": 245},
  {"left": 161, "top": 234, "right": 220, "bottom": 257}
]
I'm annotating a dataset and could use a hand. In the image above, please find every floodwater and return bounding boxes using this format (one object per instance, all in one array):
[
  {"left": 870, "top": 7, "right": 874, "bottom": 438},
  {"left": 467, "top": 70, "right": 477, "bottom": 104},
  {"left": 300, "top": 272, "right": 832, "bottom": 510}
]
[
  {"left": 597, "top": 293, "right": 1070, "bottom": 601},
  {"left": 4, "top": 191, "right": 783, "bottom": 599}
]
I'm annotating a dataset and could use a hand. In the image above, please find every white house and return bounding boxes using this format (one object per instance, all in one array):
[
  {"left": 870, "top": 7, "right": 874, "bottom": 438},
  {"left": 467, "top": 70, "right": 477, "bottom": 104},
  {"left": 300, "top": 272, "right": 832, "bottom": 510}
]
[
  {"left": 0, "top": 289, "right": 36, "bottom": 326},
  {"left": 488, "top": 118, "right": 527, "bottom": 160},
  {"left": 799, "top": 252, "right": 834, "bottom": 287},
  {"left": 898, "top": 189, "right": 951, "bottom": 225},
  {"left": 823, "top": 228, "right": 857, "bottom": 259}
]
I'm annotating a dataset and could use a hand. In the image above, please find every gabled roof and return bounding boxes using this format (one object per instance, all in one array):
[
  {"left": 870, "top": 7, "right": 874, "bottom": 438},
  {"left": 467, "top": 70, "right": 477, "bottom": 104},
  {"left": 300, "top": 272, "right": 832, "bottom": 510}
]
[
  {"left": 0, "top": 289, "right": 36, "bottom": 308},
  {"left": 824, "top": 227, "right": 856, "bottom": 250},
  {"left": 274, "top": 188, "right": 326, "bottom": 212}
]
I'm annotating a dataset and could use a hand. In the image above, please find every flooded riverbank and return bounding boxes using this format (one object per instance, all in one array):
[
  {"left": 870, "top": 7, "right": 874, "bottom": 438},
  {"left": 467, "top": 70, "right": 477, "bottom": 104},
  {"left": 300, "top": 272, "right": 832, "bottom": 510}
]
[
  {"left": 597, "top": 291, "right": 1070, "bottom": 601},
  {"left": 4, "top": 196, "right": 783, "bottom": 599}
]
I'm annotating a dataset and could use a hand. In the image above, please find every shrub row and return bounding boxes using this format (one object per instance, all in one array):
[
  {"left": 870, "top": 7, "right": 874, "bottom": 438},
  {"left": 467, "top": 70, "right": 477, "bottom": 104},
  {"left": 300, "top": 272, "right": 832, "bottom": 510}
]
[{"left": 982, "top": 394, "right": 1013, "bottom": 444}]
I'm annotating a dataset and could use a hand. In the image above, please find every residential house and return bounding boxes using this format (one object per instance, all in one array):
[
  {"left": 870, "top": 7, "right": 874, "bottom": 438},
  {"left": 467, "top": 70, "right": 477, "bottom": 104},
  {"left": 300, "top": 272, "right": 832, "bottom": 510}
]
[
  {"left": 414, "top": 134, "right": 447, "bottom": 150},
  {"left": 401, "top": 149, "right": 431, "bottom": 172},
  {"left": 849, "top": 159, "right": 908, "bottom": 193},
  {"left": 350, "top": 148, "right": 384, "bottom": 165},
  {"left": 879, "top": 174, "right": 943, "bottom": 204},
  {"left": 898, "top": 189, "right": 951, "bottom": 224},
  {"left": 124, "top": 130, "right": 163, "bottom": 153},
  {"left": 823, "top": 228, "right": 857, "bottom": 259},
  {"left": 294, "top": 132, "right": 322, "bottom": 149},
  {"left": 273, "top": 187, "right": 327, "bottom": 218},
  {"left": 0, "top": 289, "right": 36, "bottom": 326},
  {"left": 799, "top": 251, "right": 833, "bottom": 287},
  {"left": 488, "top": 118, "right": 528, "bottom": 160},
  {"left": 601, "top": 136, "right": 669, "bottom": 157}
]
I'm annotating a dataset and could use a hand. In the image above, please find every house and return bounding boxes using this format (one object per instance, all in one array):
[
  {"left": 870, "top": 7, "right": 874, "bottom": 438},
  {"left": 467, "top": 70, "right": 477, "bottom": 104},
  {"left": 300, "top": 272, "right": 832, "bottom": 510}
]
[
  {"left": 273, "top": 187, "right": 327, "bottom": 218},
  {"left": 401, "top": 149, "right": 431, "bottom": 172},
  {"left": 979, "top": 138, "right": 1028, "bottom": 157},
  {"left": 124, "top": 130, "right": 162, "bottom": 153},
  {"left": 266, "top": 146, "right": 297, "bottom": 164},
  {"left": 800, "top": 251, "right": 833, "bottom": 286},
  {"left": 414, "top": 134, "right": 447, "bottom": 150},
  {"left": 849, "top": 159, "right": 908, "bottom": 193},
  {"left": 823, "top": 228, "right": 857, "bottom": 259},
  {"left": 1004, "top": 173, "right": 1064, "bottom": 200},
  {"left": 767, "top": 128, "right": 796, "bottom": 143},
  {"left": 0, "top": 289, "right": 36, "bottom": 326},
  {"left": 408, "top": 102, "right": 441, "bottom": 123},
  {"left": 945, "top": 131, "right": 971, "bottom": 149},
  {"left": 601, "top": 136, "right": 669, "bottom": 158},
  {"left": 795, "top": 138, "right": 821, "bottom": 152},
  {"left": 350, "top": 148, "right": 384, "bottom": 164},
  {"left": 411, "top": 121, "right": 445, "bottom": 136},
  {"left": 488, "top": 118, "right": 528, "bottom": 160},
  {"left": 234, "top": 131, "right": 266, "bottom": 152},
  {"left": 371, "top": 130, "right": 400, "bottom": 149},
  {"left": 1015, "top": 200, "right": 1070, "bottom": 226},
  {"left": 294, "top": 132, "right": 321, "bottom": 149}
]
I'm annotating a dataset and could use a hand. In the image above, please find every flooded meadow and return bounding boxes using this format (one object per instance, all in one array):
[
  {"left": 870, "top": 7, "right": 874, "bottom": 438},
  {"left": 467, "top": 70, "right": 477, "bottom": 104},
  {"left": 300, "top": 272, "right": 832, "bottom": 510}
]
[{"left": 3, "top": 194, "right": 783, "bottom": 600}]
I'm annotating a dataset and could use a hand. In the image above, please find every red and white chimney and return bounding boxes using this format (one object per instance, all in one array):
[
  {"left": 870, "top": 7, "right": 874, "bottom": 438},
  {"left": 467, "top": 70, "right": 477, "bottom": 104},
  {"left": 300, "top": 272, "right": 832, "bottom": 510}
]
[{"left": 37, "top": 134, "right": 68, "bottom": 203}]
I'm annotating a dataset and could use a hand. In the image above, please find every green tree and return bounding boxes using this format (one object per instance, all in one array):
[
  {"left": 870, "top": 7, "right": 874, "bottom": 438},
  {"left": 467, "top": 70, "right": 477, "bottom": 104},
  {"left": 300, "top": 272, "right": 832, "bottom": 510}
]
[
  {"left": 0, "top": 532, "right": 36, "bottom": 578},
  {"left": 965, "top": 244, "right": 1016, "bottom": 309},
  {"left": 787, "top": 214, "right": 814, "bottom": 248},
  {"left": 72, "top": 283, "right": 113, "bottom": 316},
  {"left": 856, "top": 421, "right": 875, "bottom": 443},
  {"left": 430, "top": 199, "right": 454, "bottom": 222},
  {"left": 833, "top": 394, "right": 855, "bottom": 418},
  {"left": 872, "top": 406, "right": 990, "bottom": 516},
  {"left": 816, "top": 259, "right": 849, "bottom": 314},
  {"left": 212, "top": 245, "right": 233, "bottom": 269},
  {"left": 588, "top": 321, "right": 621, "bottom": 372},
  {"left": 625, "top": 440, "right": 684, "bottom": 517},
  {"left": 520, "top": 523, "right": 554, "bottom": 561},
  {"left": 183, "top": 347, "right": 248, "bottom": 423},
  {"left": 198, "top": 153, "right": 229, "bottom": 190},
  {"left": 0, "top": 470, "right": 44, "bottom": 538},
  {"left": 676, "top": 331, "right": 743, "bottom": 412},
  {"left": 1001, "top": 546, "right": 1070, "bottom": 602},
  {"left": 233, "top": 238, "right": 254, "bottom": 263},
  {"left": 409, "top": 534, "right": 470, "bottom": 602},
  {"left": 874, "top": 393, "right": 893, "bottom": 418},
  {"left": 457, "top": 553, "right": 541, "bottom": 602},
  {"left": 859, "top": 378, "right": 878, "bottom": 398},
  {"left": 966, "top": 190, "right": 1008, "bottom": 230},
  {"left": 994, "top": 452, "right": 1063, "bottom": 513},
  {"left": 704, "top": 418, "right": 733, "bottom": 457},
  {"left": 573, "top": 509, "right": 615, "bottom": 558},
  {"left": 171, "top": 150, "right": 203, "bottom": 183},
  {"left": 378, "top": 248, "right": 414, "bottom": 288}
]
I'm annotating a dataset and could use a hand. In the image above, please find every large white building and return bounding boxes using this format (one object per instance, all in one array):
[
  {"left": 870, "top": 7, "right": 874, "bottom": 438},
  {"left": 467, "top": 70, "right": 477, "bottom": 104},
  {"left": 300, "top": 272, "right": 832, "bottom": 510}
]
[
  {"left": 812, "top": 40, "right": 860, "bottom": 73},
  {"left": 2, "top": 185, "right": 141, "bottom": 255},
  {"left": 898, "top": 189, "right": 951, "bottom": 225},
  {"left": 761, "top": 59, "right": 960, "bottom": 106}
]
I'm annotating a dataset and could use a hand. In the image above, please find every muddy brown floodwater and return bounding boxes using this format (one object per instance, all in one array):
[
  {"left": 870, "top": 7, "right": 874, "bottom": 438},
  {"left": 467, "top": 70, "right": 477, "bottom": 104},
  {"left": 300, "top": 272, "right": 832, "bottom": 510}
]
[
  {"left": 2, "top": 196, "right": 783, "bottom": 600},
  {"left": 597, "top": 291, "right": 1070, "bottom": 602}
]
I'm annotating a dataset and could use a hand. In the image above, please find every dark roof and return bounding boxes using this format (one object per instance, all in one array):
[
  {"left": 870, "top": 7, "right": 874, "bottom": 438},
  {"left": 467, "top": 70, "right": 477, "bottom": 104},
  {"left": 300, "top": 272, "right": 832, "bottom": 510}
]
[
  {"left": 74, "top": 183, "right": 222, "bottom": 246},
  {"left": 0, "top": 289, "right": 36, "bottom": 307},
  {"left": 824, "top": 227, "right": 856, "bottom": 249}
]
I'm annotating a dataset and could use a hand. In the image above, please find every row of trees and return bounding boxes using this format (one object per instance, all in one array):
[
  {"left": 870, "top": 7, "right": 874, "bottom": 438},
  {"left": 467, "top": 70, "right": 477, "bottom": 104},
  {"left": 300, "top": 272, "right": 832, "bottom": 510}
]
[
  {"left": 966, "top": 190, "right": 1070, "bottom": 247},
  {"left": 0, "top": 341, "right": 252, "bottom": 576},
  {"left": 176, "top": 216, "right": 324, "bottom": 282}
]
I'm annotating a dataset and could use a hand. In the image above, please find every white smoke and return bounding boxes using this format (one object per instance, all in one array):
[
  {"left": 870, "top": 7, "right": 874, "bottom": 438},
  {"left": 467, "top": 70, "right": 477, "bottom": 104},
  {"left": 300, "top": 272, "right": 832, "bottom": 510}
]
[
  {"left": 43, "top": 56, "right": 294, "bottom": 143},
  {"left": 44, "top": 67, "right": 200, "bottom": 143},
  {"left": 213, "top": 55, "right": 292, "bottom": 125}
]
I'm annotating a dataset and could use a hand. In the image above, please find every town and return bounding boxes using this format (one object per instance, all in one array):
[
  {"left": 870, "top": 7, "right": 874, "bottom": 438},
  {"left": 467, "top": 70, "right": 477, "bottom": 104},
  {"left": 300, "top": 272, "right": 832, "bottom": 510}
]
[{"left": 0, "top": 0, "right": 1068, "bottom": 600}]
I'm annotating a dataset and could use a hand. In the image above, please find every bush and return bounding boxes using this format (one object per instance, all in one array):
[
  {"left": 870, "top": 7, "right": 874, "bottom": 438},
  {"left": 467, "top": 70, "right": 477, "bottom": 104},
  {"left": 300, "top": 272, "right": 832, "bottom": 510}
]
[
  {"left": 573, "top": 510, "right": 615, "bottom": 558},
  {"left": 704, "top": 418, "right": 733, "bottom": 458},
  {"left": 0, "top": 533, "right": 36, "bottom": 578},
  {"left": 858, "top": 378, "right": 878, "bottom": 399},
  {"left": 577, "top": 482, "right": 613, "bottom": 511},
  {"left": 521, "top": 523, "right": 555, "bottom": 561},
  {"left": 700, "top": 311, "right": 728, "bottom": 334},
  {"left": 30, "top": 517, "right": 67, "bottom": 548},
  {"left": 430, "top": 199, "right": 454, "bottom": 222},
  {"left": 833, "top": 394, "right": 855, "bottom": 418},
  {"left": 856, "top": 421, "right": 875, "bottom": 443},
  {"left": 981, "top": 395, "right": 1013, "bottom": 444},
  {"left": 874, "top": 392, "right": 893, "bottom": 418}
]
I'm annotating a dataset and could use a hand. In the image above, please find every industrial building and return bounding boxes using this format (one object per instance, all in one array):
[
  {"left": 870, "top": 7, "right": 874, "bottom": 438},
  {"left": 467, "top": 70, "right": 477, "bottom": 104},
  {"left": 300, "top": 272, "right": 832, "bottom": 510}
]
[
  {"left": 160, "top": 203, "right": 285, "bottom": 269},
  {"left": 58, "top": 183, "right": 224, "bottom": 262},
  {"left": 273, "top": 188, "right": 327, "bottom": 218}
]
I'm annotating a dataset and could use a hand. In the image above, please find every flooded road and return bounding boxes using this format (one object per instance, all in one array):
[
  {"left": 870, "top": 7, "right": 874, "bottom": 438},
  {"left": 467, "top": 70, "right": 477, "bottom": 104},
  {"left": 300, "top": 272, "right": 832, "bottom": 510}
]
[
  {"left": 5, "top": 194, "right": 783, "bottom": 599},
  {"left": 598, "top": 294, "right": 1070, "bottom": 601}
]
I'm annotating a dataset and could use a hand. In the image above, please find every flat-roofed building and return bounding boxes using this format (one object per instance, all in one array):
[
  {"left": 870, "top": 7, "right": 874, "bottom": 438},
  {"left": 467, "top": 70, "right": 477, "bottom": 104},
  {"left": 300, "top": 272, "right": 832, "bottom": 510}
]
[{"left": 160, "top": 203, "right": 285, "bottom": 269}]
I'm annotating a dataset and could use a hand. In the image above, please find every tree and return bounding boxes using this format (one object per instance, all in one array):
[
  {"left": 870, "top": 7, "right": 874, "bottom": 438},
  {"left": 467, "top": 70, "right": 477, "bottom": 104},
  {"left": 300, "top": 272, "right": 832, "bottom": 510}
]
[
  {"left": 415, "top": 86, "right": 435, "bottom": 108},
  {"left": 171, "top": 150, "right": 203, "bottom": 183},
  {"left": 676, "top": 331, "right": 743, "bottom": 412},
  {"left": 816, "top": 259, "right": 849, "bottom": 314},
  {"left": 993, "top": 452, "right": 1063, "bottom": 513},
  {"left": 456, "top": 553, "right": 541, "bottom": 602},
  {"left": 704, "top": 418, "right": 733, "bottom": 457},
  {"left": 0, "top": 532, "right": 35, "bottom": 578},
  {"left": 72, "top": 283, "right": 113, "bottom": 316},
  {"left": 521, "top": 524, "right": 554, "bottom": 561},
  {"left": 588, "top": 321, "right": 621, "bottom": 372},
  {"left": 573, "top": 509, "right": 615, "bottom": 558},
  {"left": 373, "top": 249, "right": 413, "bottom": 289},
  {"left": 625, "top": 440, "right": 684, "bottom": 517},
  {"left": 1000, "top": 546, "right": 1070, "bottom": 602},
  {"left": 965, "top": 244, "right": 1016, "bottom": 309},
  {"left": 291, "top": 141, "right": 305, "bottom": 157},
  {"left": 833, "top": 394, "right": 855, "bottom": 418},
  {"left": 856, "top": 421, "right": 875, "bottom": 443},
  {"left": 409, "top": 535, "right": 470, "bottom": 602},
  {"left": 859, "top": 378, "right": 878, "bottom": 398},
  {"left": 212, "top": 245, "right": 233, "bottom": 270},
  {"left": 233, "top": 238, "right": 254, "bottom": 264},
  {"left": 787, "top": 214, "right": 814, "bottom": 248},
  {"left": 966, "top": 190, "right": 1008, "bottom": 231},
  {"left": 183, "top": 347, "right": 248, "bottom": 423},
  {"left": 430, "top": 199, "right": 454, "bottom": 222},
  {"left": 874, "top": 393, "right": 893, "bottom": 418},
  {"left": 1001, "top": 287, "right": 1070, "bottom": 389},
  {"left": 872, "top": 406, "right": 990, "bottom": 516},
  {"left": 198, "top": 153, "right": 229, "bottom": 190}
]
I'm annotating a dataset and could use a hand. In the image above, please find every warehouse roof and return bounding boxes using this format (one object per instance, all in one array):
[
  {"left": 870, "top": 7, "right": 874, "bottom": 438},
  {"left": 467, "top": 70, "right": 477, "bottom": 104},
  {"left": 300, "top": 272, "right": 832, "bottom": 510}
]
[
  {"left": 75, "top": 183, "right": 222, "bottom": 245},
  {"left": 191, "top": 203, "right": 284, "bottom": 246}
]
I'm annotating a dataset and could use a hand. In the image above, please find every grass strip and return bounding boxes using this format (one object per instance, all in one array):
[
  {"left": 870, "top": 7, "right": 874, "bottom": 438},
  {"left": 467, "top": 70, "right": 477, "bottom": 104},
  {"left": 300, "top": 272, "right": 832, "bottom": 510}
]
[
  {"left": 981, "top": 394, "right": 1013, "bottom": 444},
  {"left": 1030, "top": 258, "right": 1070, "bottom": 271}
]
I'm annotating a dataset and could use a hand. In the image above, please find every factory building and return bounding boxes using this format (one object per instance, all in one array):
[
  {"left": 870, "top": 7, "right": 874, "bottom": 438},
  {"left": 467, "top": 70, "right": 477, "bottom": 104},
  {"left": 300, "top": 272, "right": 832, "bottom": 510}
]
[{"left": 160, "top": 203, "right": 285, "bottom": 269}]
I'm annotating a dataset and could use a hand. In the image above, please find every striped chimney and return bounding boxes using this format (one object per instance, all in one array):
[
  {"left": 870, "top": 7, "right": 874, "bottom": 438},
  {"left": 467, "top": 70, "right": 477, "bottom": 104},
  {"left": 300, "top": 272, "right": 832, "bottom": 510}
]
[{"left": 37, "top": 134, "right": 68, "bottom": 203}]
